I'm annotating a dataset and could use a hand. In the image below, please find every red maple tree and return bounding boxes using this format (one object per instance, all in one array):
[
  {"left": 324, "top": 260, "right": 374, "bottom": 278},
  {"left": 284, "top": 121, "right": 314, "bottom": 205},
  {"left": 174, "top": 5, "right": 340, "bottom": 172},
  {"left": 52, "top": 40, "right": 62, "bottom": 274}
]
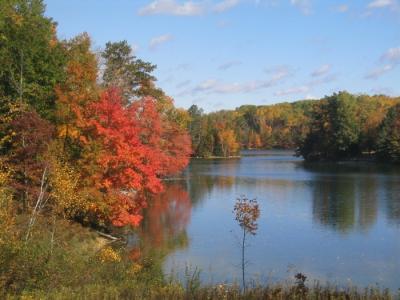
[{"left": 86, "top": 88, "right": 191, "bottom": 226}]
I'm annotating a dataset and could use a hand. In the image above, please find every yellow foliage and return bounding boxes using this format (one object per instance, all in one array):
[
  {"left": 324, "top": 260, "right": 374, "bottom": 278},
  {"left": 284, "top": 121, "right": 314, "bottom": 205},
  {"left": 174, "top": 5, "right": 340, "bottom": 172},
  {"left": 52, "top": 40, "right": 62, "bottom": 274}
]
[
  {"left": 172, "top": 108, "right": 191, "bottom": 129},
  {"left": 49, "top": 158, "right": 88, "bottom": 218},
  {"left": 19, "top": 295, "right": 35, "bottom": 300},
  {"left": 0, "top": 101, "right": 28, "bottom": 148},
  {"left": 10, "top": 12, "right": 24, "bottom": 27},
  {"left": 0, "top": 161, "right": 16, "bottom": 246},
  {"left": 128, "top": 263, "right": 143, "bottom": 275},
  {"left": 57, "top": 124, "right": 80, "bottom": 140},
  {"left": 218, "top": 129, "right": 240, "bottom": 157},
  {"left": 98, "top": 247, "right": 121, "bottom": 263}
]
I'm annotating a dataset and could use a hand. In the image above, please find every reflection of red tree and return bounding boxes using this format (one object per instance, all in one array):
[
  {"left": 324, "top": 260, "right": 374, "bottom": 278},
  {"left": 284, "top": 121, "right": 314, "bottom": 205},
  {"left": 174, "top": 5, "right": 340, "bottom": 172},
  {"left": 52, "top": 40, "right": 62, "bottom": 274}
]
[
  {"left": 129, "top": 184, "right": 191, "bottom": 260},
  {"left": 145, "top": 184, "right": 191, "bottom": 247},
  {"left": 129, "top": 247, "right": 141, "bottom": 261}
]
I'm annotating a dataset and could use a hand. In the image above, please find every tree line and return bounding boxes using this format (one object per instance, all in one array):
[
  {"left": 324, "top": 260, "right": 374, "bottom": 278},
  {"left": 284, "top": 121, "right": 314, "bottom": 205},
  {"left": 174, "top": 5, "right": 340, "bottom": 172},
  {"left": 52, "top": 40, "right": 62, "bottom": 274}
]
[{"left": 187, "top": 92, "right": 400, "bottom": 162}]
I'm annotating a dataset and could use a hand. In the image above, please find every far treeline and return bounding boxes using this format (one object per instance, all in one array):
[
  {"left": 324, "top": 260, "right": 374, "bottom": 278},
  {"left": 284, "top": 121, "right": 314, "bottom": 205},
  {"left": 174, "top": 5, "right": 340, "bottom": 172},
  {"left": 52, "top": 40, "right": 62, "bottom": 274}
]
[{"left": 187, "top": 92, "right": 400, "bottom": 162}]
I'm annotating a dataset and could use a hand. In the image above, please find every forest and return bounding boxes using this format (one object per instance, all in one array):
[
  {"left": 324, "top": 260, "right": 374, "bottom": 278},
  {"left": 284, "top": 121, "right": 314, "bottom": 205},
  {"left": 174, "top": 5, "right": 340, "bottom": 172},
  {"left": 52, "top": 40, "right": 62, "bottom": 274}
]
[
  {"left": 188, "top": 93, "right": 400, "bottom": 162},
  {"left": 0, "top": 0, "right": 194, "bottom": 295},
  {"left": 0, "top": 0, "right": 399, "bottom": 298}
]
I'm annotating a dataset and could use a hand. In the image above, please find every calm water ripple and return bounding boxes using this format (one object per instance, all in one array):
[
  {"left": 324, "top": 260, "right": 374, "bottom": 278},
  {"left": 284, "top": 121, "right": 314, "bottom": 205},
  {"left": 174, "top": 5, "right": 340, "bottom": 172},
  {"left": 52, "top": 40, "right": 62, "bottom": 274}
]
[{"left": 134, "top": 150, "right": 400, "bottom": 290}]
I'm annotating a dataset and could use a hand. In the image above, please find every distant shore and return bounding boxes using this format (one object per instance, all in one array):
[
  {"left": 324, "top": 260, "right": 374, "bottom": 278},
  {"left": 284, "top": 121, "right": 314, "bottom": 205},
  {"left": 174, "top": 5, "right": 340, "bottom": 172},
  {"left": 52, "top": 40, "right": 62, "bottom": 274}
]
[{"left": 192, "top": 155, "right": 241, "bottom": 159}]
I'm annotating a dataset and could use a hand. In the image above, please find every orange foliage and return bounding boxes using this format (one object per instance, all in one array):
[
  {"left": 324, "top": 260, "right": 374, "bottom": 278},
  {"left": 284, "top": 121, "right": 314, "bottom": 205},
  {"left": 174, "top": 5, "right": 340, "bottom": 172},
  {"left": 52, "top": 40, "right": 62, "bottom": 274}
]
[
  {"left": 218, "top": 127, "right": 239, "bottom": 157},
  {"left": 55, "top": 33, "right": 98, "bottom": 148},
  {"left": 85, "top": 88, "right": 191, "bottom": 227}
]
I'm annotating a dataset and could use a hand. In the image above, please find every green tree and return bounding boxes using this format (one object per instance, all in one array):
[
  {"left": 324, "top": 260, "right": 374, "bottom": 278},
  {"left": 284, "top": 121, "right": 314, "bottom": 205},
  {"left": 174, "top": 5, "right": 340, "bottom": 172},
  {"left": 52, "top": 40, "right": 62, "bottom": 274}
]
[
  {"left": 357, "top": 95, "right": 398, "bottom": 154},
  {"left": 188, "top": 104, "right": 204, "bottom": 155},
  {"left": 0, "top": 0, "right": 66, "bottom": 118},
  {"left": 101, "top": 40, "right": 156, "bottom": 102},
  {"left": 377, "top": 104, "right": 400, "bottom": 163},
  {"left": 328, "top": 92, "right": 360, "bottom": 158},
  {"left": 299, "top": 92, "right": 361, "bottom": 161}
]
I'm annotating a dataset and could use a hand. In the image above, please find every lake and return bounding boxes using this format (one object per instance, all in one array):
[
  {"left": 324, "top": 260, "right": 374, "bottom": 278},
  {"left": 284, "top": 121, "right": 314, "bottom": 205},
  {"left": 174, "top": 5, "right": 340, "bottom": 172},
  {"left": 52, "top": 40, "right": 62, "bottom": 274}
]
[{"left": 131, "top": 150, "right": 400, "bottom": 290}]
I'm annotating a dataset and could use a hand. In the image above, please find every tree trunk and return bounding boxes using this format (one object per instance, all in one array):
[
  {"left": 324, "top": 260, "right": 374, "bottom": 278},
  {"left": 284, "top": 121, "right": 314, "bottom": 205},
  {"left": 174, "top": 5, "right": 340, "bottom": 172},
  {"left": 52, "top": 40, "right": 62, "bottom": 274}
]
[{"left": 242, "top": 228, "right": 246, "bottom": 292}]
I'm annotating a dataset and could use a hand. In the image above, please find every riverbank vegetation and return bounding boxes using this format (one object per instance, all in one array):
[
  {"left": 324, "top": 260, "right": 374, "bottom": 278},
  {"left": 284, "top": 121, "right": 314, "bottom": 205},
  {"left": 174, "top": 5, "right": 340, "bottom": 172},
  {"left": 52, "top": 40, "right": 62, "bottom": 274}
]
[
  {"left": 0, "top": 0, "right": 191, "bottom": 227},
  {"left": 187, "top": 93, "right": 400, "bottom": 162},
  {"left": 0, "top": 0, "right": 191, "bottom": 295}
]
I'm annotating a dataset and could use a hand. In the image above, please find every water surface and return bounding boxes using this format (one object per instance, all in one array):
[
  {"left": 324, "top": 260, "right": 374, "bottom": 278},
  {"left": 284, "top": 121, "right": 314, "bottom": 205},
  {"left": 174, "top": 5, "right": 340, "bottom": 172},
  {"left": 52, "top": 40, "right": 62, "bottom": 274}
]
[{"left": 134, "top": 150, "right": 400, "bottom": 289}]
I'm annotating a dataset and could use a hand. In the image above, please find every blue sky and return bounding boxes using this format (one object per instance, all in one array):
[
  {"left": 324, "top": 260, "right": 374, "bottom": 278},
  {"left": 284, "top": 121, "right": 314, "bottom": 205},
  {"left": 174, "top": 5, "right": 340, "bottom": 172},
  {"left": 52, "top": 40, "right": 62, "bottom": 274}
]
[{"left": 45, "top": 0, "right": 400, "bottom": 112}]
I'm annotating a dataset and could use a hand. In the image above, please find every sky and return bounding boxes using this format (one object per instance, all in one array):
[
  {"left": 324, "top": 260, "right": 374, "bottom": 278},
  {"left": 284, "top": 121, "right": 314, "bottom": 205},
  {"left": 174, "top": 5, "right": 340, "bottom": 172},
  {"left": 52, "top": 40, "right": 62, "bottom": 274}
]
[{"left": 44, "top": 0, "right": 400, "bottom": 112}]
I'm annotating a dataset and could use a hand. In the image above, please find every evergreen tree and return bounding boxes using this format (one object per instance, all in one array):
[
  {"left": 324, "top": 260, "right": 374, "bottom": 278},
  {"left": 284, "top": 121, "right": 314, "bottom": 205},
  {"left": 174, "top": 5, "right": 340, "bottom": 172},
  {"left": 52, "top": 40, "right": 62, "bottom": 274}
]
[{"left": 101, "top": 40, "right": 156, "bottom": 103}]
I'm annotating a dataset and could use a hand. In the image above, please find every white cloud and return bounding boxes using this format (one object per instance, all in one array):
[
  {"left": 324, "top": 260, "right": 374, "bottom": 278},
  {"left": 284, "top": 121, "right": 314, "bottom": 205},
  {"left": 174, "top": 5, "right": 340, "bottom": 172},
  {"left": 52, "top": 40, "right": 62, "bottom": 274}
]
[
  {"left": 304, "top": 93, "right": 318, "bottom": 100},
  {"left": 188, "top": 70, "right": 291, "bottom": 95},
  {"left": 370, "top": 87, "right": 394, "bottom": 95},
  {"left": 149, "top": 34, "right": 173, "bottom": 50},
  {"left": 265, "top": 65, "right": 293, "bottom": 82},
  {"left": 365, "top": 46, "right": 400, "bottom": 79},
  {"left": 311, "top": 64, "right": 331, "bottom": 77},
  {"left": 218, "top": 60, "right": 242, "bottom": 70},
  {"left": 290, "top": 0, "right": 312, "bottom": 14},
  {"left": 188, "top": 65, "right": 292, "bottom": 95},
  {"left": 274, "top": 86, "right": 310, "bottom": 97},
  {"left": 138, "top": 0, "right": 205, "bottom": 16},
  {"left": 367, "top": 0, "right": 394, "bottom": 8},
  {"left": 381, "top": 46, "right": 400, "bottom": 63},
  {"left": 334, "top": 4, "right": 349, "bottom": 13},
  {"left": 309, "top": 73, "right": 337, "bottom": 86},
  {"left": 190, "top": 79, "right": 268, "bottom": 94},
  {"left": 365, "top": 64, "right": 394, "bottom": 79},
  {"left": 273, "top": 70, "right": 336, "bottom": 98},
  {"left": 138, "top": 0, "right": 243, "bottom": 16},
  {"left": 213, "top": 0, "right": 241, "bottom": 12},
  {"left": 193, "top": 79, "right": 218, "bottom": 92}
]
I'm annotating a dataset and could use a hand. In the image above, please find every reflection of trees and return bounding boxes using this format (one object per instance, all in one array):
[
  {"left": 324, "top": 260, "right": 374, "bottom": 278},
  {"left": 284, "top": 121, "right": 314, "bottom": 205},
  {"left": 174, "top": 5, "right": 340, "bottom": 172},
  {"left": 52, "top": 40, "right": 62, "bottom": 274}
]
[
  {"left": 128, "top": 182, "right": 192, "bottom": 261},
  {"left": 305, "top": 163, "right": 386, "bottom": 233},
  {"left": 187, "top": 158, "right": 400, "bottom": 234},
  {"left": 384, "top": 180, "right": 400, "bottom": 226},
  {"left": 357, "top": 177, "right": 377, "bottom": 231},
  {"left": 312, "top": 178, "right": 356, "bottom": 233},
  {"left": 186, "top": 159, "right": 238, "bottom": 206}
]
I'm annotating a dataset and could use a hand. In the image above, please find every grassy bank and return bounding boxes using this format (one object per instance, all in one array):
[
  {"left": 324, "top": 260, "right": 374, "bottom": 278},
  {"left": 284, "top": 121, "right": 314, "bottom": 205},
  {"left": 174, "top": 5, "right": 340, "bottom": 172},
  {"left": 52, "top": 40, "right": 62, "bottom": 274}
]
[
  {"left": 1, "top": 217, "right": 397, "bottom": 300},
  {"left": 5, "top": 280, "right": 396, "bottom": 300}
]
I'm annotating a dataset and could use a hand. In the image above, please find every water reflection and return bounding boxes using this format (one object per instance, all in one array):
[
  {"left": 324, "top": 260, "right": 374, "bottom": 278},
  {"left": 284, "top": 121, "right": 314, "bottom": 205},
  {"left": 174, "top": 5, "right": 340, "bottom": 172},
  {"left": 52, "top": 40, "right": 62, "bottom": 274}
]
[
  {"left": 357, "top": 177, "right": 378, "bottom": 231},
  {"left": 129, "top": 182, "right": 191, "bottom": 261},
  {"left": 304, "top": 162, "right": 399, "bottom": 233},
  {"left": 312, "top": 177, "right": 357, "bottom": 233},
  {"left": 384, "top": 180, "right": 400, "bottom": 226},
  {"left": 186, "top": 158, "right": 400, "bottom": 233},
  {"left": 131, "top": 151, "right": 400, "bottom": 289}
]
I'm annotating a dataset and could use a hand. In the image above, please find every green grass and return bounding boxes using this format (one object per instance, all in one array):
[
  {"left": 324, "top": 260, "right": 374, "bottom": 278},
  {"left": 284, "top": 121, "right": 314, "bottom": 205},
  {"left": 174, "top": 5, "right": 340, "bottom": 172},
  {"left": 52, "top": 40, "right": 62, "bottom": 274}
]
[{"left": 7, "top": 282, "right": 396, "bottom": 300}]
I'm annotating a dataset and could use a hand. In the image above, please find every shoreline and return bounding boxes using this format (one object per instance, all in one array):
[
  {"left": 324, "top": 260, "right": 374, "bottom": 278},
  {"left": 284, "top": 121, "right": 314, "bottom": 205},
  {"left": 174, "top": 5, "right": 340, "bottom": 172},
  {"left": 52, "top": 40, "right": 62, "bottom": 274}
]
[{"left": 191, "top": 155, "right": 241, "bottom": 159}]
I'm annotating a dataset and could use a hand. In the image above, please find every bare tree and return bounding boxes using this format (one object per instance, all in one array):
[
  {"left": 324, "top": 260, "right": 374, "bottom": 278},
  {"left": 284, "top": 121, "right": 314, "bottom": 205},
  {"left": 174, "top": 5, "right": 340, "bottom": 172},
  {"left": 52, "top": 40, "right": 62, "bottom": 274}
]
[{"left": 25, "top": 167, "right": 49, "bottom": 242}]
